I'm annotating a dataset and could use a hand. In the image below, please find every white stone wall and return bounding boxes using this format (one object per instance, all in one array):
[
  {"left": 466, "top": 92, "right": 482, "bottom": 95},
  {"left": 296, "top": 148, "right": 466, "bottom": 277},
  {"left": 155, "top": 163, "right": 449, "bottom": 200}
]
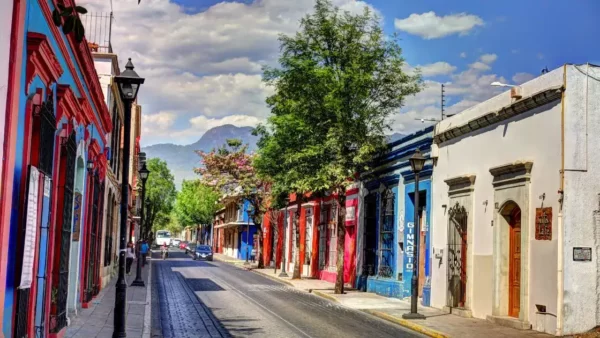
[
  {"left": 562, "top": 64, "right": 600, "bottom": 335},
  {"left": 431, "top": 67, "right": 564, "bottom": 333}
]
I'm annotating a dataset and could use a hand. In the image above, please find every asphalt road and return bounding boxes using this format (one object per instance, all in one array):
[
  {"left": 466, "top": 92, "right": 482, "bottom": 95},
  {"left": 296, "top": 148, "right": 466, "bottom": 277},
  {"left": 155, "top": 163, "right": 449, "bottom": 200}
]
[{"left": 151, "top": 249, "right": 425, "bottom": 338}]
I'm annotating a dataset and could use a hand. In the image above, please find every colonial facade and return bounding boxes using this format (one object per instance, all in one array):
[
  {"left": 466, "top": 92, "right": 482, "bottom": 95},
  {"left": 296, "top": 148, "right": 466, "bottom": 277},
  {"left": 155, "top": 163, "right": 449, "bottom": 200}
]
[
  {"left": 214, "top": 198, "right": 256, "bottom": 260},
  {"left": 0, "top": 2, "right": 143, "bottom": 337},
  {"left": 430, "top": 64, "right": 600, "bottom": 335},
  {"left": 356, "top": 127, "right": 434, "bottom": 304}
]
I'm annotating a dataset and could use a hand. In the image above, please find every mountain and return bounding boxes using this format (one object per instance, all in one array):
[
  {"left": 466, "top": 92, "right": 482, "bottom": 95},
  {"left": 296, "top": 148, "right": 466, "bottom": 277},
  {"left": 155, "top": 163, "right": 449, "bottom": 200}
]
[
  {"left": 142, "top": 124, "right": 259, "bottom": 188},
  {"left": 387, "top": 133, "right": 406, "bottom": 143}
]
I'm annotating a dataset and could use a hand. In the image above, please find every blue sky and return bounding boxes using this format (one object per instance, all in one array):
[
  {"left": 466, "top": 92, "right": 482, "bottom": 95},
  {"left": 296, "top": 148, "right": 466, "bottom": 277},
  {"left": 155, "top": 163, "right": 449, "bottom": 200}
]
[{"left": 83, "top": 0, "right": 600, "bottom": 146}]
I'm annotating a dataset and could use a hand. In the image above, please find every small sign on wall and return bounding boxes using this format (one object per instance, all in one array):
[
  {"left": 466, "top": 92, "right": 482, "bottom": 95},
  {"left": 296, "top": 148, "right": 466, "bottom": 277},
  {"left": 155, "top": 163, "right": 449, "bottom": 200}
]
[
  {"left": 535, "top": 207, "right": 552, "bottom": 240},
  {"left": 573, "top": 247, "right": 592, "bottom": 262}
]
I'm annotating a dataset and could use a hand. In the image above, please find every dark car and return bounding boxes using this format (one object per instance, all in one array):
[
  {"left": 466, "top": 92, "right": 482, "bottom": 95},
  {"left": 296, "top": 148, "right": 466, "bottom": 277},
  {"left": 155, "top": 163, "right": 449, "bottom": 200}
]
[
  {"left": 185, "top": 242, "right": 196, "bottom": 254},
  {"left": 193, "top": 245, "right": 213, "bottom": 261}
]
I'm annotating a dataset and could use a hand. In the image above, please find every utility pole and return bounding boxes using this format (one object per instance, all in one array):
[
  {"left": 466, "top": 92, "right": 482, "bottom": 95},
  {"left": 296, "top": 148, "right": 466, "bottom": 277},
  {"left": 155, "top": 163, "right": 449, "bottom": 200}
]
[{"left": 441, "top": 84, "right": 446, "bottom": 121}]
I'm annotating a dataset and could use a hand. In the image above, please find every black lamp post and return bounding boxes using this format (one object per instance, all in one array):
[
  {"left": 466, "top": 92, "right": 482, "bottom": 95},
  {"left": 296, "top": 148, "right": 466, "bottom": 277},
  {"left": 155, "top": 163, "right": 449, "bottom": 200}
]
[
  {"left": 132, "top": 161, "right": 150, "bottom": 287},
  {"left": 279, "top": 198, "right": 290, "bottom": 277},
  {"left": 113, "top": 58, "right": 144, "bottom": 338},
  {"left": 403, "top": 148, "right": 427, "bottom": 320}
]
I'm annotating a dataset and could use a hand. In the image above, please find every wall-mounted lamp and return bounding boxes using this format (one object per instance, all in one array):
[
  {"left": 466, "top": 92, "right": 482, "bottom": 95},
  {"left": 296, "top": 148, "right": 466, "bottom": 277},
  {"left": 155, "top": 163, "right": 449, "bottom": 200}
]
[
  {"left": 483, "top": 200, "right": 488, "bottom": 206},
  {"left": 87, "top": 159, "right": 95, "bottom": 172}
]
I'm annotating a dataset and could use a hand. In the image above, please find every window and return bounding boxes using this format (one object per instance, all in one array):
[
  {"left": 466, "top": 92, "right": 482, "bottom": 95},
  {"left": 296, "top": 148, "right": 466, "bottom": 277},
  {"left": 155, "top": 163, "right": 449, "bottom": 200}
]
[
  {"left": 378, "top": 189, "right": 395, "bottom": 278},
  {"left": 327, "top": 206, "right": 337, "bottom": 270},
  {"left": 318, "top": 204, "right": 328, "bottom": 269},
  {"left": 104, "top": 193, "right": 114, "bottom": 267},
  {"left": 305, "top": 208, "right": 313, "bottom": 265}
]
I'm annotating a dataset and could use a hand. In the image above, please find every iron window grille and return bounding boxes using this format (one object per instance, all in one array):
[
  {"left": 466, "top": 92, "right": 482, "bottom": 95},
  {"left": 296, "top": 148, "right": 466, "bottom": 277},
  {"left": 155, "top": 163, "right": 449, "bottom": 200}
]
[
  {"left": 447, "top": 202, "right": 468, "bottom": 308},
  {"left": 377, "top": 189, "right": 395, "bottom": 278}
]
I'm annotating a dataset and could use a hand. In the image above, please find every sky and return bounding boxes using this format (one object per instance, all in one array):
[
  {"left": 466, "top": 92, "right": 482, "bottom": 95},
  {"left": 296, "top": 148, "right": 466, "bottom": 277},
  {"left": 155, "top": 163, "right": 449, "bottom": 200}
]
[{"left": 80, "top": 0, "right": 600, "bottom": 146}]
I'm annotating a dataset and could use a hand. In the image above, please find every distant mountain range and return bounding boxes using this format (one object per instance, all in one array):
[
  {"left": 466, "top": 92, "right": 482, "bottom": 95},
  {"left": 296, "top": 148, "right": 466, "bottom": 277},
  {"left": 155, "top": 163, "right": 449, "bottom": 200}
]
[
  {"left": 142, "top": 124, "right": 259, "bottom": 188},
  {"left": 142, "top": 125, "right": 405, "bottom": 188}
]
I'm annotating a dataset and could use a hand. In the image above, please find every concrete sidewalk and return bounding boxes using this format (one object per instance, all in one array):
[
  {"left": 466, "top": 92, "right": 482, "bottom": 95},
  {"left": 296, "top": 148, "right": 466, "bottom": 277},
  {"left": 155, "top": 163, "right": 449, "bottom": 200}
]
[
  {"left": 250, "top": 268, "right": 551, "bottom": 338},
  {"left": 65, "top": 259, "right": 152, "bottom": 338}
]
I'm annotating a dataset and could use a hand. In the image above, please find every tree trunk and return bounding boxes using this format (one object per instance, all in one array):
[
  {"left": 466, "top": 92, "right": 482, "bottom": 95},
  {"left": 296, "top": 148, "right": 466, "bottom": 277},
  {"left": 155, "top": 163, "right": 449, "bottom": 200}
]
[
  {"left": 335, "top": 189, "right": 346, "bottom": 294},
  {"left": 257, "top": 227, "right": 264, "bottom": 268}
]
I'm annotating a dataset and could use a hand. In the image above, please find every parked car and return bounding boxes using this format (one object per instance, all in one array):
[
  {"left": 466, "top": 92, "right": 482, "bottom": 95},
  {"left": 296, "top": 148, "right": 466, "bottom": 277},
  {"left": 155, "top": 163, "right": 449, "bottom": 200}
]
[
  {"left": 185, "top": 242, "right": 196, "bottom": 254},
  {"left": 179, "top": 241, "right": 188, "bottom": 250},
  {"left": 172, "top": 238, "right": 181, "bottom": 246},
  {"left": 193, "top": 245, "right": 213, "bottom": 261}
]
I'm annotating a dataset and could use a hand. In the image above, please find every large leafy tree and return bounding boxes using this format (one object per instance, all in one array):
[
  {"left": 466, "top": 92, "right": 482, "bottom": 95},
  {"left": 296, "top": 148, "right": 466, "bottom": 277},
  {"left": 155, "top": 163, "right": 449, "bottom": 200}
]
[
  {"left": 195, "top": 139, "right": 271, "bottom": 268},
  {"left": 143, "top": 158, "right": 177, "bottom": 240},
  {"left": 175, "top": 180, "right": 221, "bottom": 244},
  {"left": 254, "top": 0, "right": 421, "bottom": 293}
]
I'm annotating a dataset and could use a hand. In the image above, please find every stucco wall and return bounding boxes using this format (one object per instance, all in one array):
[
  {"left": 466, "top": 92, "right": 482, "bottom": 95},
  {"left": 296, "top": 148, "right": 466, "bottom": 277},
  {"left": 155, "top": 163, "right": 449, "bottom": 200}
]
[
  {"left": 431, "top": 68, "right": 563, "bottom": 332},
  {"left": 562, "top": 64, "right": 600, "bottom": 335}
]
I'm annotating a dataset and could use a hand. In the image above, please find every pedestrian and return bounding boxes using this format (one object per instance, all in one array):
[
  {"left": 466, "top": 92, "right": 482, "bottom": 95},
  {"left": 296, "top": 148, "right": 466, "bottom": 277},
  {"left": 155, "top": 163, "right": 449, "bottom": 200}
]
[
  {"left": 140, "top": 240, "right": 149, "bottom": 267},
  {"left": 126, "top": 242, "right": 135, "bottom": 275}
]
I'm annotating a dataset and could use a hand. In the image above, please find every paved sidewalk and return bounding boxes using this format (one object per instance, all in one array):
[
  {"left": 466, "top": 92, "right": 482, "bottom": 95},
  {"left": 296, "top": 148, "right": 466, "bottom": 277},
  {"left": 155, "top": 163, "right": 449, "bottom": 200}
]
[
  {"left": 248, "top": 268, "right": 551, "bottom": 338},
  {"left": 66, "top": 259, "right": 151, "bottom": 338}
]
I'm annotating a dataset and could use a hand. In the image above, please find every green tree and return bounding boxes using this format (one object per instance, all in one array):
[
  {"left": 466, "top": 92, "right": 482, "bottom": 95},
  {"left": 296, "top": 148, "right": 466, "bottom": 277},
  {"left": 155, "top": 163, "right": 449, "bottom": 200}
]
[
  {"left": 143, "top": 158, "right": 177, "bottom": 240},
  {"left": 195, "top": 139, "right": 271, "bottom": 268},
  {"left": 254, "top": 0, "right": 421, "bottom": 293},
  {"left": 174, "top": 180, "right": 221, "bottom": 243}
]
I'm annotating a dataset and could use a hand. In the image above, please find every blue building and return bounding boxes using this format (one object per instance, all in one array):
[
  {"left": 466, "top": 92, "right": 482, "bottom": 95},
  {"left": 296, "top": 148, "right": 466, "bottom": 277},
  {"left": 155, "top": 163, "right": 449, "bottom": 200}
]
[
  {"left": 214, "top": 197, "right": 257, "bottom": 261},
  {"left": 356, "top": 126, "right": 434, "bottom": 305}
]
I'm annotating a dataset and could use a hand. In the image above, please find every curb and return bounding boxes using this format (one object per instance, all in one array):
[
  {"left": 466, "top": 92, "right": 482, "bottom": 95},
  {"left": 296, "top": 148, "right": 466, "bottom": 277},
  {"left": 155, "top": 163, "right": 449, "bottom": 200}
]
[
  {"left": 142, "top": 260, "right": 152, "bottom": 338},
  {"left": 362, "top": 309, "right": 449, "bottom": 338},
  {"left": 251, "top": 269, "right": 295, "bottom": 287},
  {"left": 311, "top": 290, "right": 339, "bottom": 303}
]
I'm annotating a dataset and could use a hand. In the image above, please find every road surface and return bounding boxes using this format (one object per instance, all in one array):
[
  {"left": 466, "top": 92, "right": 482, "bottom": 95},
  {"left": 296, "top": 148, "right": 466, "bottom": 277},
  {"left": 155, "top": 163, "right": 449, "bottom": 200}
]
[{"left": 151, "top": 249, "right": 424, "bottom": 338}]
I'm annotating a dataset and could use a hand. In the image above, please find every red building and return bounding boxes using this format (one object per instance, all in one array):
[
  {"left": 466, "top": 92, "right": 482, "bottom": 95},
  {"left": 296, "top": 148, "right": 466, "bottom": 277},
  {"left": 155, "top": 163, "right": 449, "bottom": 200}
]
[{"left": 262, "top": 188, "right": 359, "bottom": 286}]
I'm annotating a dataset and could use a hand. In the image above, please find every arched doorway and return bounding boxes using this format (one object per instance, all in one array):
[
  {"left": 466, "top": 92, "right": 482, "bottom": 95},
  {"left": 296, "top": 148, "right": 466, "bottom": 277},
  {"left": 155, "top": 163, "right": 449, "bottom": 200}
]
[
  {"left": 508, "top": 206, "right": 521, "bottom": 318},
  {"left": 500, "top": 201, "right": 522, "bottom": 318}
]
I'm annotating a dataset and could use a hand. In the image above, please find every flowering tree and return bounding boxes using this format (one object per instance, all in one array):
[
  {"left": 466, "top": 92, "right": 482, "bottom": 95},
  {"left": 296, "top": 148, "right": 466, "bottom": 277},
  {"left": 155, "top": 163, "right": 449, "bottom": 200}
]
[{"left": 195, "top": 139, "right": 270, "bottom": 268}]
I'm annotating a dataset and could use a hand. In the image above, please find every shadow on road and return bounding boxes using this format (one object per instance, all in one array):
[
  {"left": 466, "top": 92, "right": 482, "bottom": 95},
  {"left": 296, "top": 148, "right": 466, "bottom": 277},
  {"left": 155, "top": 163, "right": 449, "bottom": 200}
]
[{"left": 152, "top": 255, "right": 264, "bottom": 337}]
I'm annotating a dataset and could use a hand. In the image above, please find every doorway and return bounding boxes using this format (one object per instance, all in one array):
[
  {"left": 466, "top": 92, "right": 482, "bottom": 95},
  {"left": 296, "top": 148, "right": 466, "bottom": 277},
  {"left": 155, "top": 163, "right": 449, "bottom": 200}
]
[
  {"left": 508, "top": 207, "right": 521, "bottom": 318},
  {"left": 447, "top": 202, "right": 468, "bottom": 308}
]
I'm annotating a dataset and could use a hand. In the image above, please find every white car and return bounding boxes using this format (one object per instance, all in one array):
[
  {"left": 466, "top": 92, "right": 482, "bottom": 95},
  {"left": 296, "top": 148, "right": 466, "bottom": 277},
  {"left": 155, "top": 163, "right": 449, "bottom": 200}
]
[{"left": 172, "top": 238, "right": 181, "bottom": 246}]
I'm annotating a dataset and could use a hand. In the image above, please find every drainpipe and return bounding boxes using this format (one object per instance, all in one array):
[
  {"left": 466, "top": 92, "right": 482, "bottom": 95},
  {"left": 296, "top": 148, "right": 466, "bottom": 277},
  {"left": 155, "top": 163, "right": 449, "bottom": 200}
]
[{"left": 556, "top": 64, "right": 567, "bottom": 337}]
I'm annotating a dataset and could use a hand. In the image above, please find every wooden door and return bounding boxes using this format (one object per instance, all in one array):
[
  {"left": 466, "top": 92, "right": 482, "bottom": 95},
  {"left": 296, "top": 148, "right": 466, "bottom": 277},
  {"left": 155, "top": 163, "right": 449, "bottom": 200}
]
[{"left": 509, "top": 208, "right": 521, "bottom": 318}]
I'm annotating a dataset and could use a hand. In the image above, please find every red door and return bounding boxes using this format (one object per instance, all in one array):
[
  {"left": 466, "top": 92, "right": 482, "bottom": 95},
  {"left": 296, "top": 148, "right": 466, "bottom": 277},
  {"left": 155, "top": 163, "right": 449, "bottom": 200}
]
[{"left": 509, "top": 208, "right": 521, "bottom": 318}]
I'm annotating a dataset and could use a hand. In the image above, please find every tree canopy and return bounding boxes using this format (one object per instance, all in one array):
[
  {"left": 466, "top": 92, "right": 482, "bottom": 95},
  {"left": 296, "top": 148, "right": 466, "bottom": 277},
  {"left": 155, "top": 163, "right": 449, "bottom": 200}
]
[
  {"left": 143, "top": 158, "right": 177, "bottom": 239},
  {"left": 254, "top": 0, "right": 421, "bottom": 291},
  {"left": 174, "top": 179, "right": 221, "bottom": 227}
]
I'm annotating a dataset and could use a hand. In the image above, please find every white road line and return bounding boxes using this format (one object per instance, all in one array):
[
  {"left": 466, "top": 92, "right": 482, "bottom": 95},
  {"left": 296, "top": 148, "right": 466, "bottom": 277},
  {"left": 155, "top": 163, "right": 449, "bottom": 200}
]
[{"left": 213, "top": 277, "right": 315, "bottom": 338}]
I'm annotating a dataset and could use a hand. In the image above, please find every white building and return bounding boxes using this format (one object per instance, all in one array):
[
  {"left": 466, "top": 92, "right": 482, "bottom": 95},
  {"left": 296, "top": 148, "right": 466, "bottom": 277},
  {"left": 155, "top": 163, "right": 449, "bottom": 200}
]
[{"left": 430, "top": 64, "right": 600, "bottom": 336}]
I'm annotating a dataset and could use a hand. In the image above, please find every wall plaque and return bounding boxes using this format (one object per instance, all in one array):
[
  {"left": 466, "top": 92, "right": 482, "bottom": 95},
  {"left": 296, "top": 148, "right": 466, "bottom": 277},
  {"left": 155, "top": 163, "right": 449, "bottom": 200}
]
[
  {"left": 535, "top": 207, "right": 552, "bottom": 240},
  {"left": 72, "top": 192, "right": 83, "bottom": 241},
  {"left": 573, "top": 247, "right": 592, "bottom": 261}
]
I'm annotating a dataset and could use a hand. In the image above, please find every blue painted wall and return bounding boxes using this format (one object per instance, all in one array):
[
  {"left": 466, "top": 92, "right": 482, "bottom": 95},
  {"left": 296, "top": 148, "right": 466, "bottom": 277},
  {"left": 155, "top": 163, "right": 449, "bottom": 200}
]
[
  {"left": 3, "top": 0, "right": 106, "bottom": 333},
  {"left": 402, "top": 178, "right": 432, "bottom": 299},
  {"left": 238, "top": 225, "right": 257, "bottom": 261}
]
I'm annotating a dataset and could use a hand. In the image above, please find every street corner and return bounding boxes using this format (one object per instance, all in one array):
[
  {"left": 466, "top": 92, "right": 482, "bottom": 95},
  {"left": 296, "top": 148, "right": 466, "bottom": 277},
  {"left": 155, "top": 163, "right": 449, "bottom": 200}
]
[{"left": 362, "top": 309, "right": 449, "bottom": 338}]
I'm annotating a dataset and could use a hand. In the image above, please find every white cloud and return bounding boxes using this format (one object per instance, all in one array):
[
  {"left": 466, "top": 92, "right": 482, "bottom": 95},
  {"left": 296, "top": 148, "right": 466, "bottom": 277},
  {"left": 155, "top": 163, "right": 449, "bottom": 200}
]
[
  {"left": 418, "top": 62, "right": 457, "bottom": 77},
  {"left": 512, "top": 72, "right": 535, "bottom": 85},
  {"left": 143, "top": 112, "right": 176, "bottom": 130},
  {"left": 469, "top": 61, "right": 491, "bottom": 71},
  {"left": 460, "top": 52, "right": 467, "bottom": 58},
  {"left": 479, "top": 53, "right": 497, "bottom": 64},
  {"left": 80, "top": 0, "right": 375, "bottom": 146},
  {"left": 189, "top": 114, "right": 263, "bottom": 130},
  {"left": 394, "top": 11, "right": 484, "bottom": 39}
]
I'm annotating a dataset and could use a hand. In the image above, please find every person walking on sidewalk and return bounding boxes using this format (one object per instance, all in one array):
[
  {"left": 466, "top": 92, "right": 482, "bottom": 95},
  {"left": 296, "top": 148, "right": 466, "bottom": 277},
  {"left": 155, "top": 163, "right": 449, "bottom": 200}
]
[
  {"left": 126, "top": 242, "right": 135, "bottom": 275},
  {"left": 140, "top": 240, "right": 149, "bottom": 267}
]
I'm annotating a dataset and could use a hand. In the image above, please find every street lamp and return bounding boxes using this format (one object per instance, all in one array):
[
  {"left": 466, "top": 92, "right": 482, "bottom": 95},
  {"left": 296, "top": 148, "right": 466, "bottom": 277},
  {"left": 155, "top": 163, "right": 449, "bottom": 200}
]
[
  {"left": 113, "top": 58, "right": 145, "bottom": 338},
  {"left": 403, "top": 148, "right": 427, "bottom": 320},
  {"left": 132, "top": 161, "right": 150, "bottom": 287},
  {"left": 279, "top": 198, "right": 290, "bottom": 277}
]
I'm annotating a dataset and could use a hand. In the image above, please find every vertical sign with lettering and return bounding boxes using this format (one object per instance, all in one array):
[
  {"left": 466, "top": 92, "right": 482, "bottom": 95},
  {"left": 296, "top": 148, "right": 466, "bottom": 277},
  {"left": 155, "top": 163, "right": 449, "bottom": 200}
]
[
  {"left": 535, "top": 207, "right": 552, "bottom": 240},
  {"left": 20, "top": 166, "right": 40, "bottom": 289},
  {"left": 72, "top": 193, "right": 83, "bottom": 241}
]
